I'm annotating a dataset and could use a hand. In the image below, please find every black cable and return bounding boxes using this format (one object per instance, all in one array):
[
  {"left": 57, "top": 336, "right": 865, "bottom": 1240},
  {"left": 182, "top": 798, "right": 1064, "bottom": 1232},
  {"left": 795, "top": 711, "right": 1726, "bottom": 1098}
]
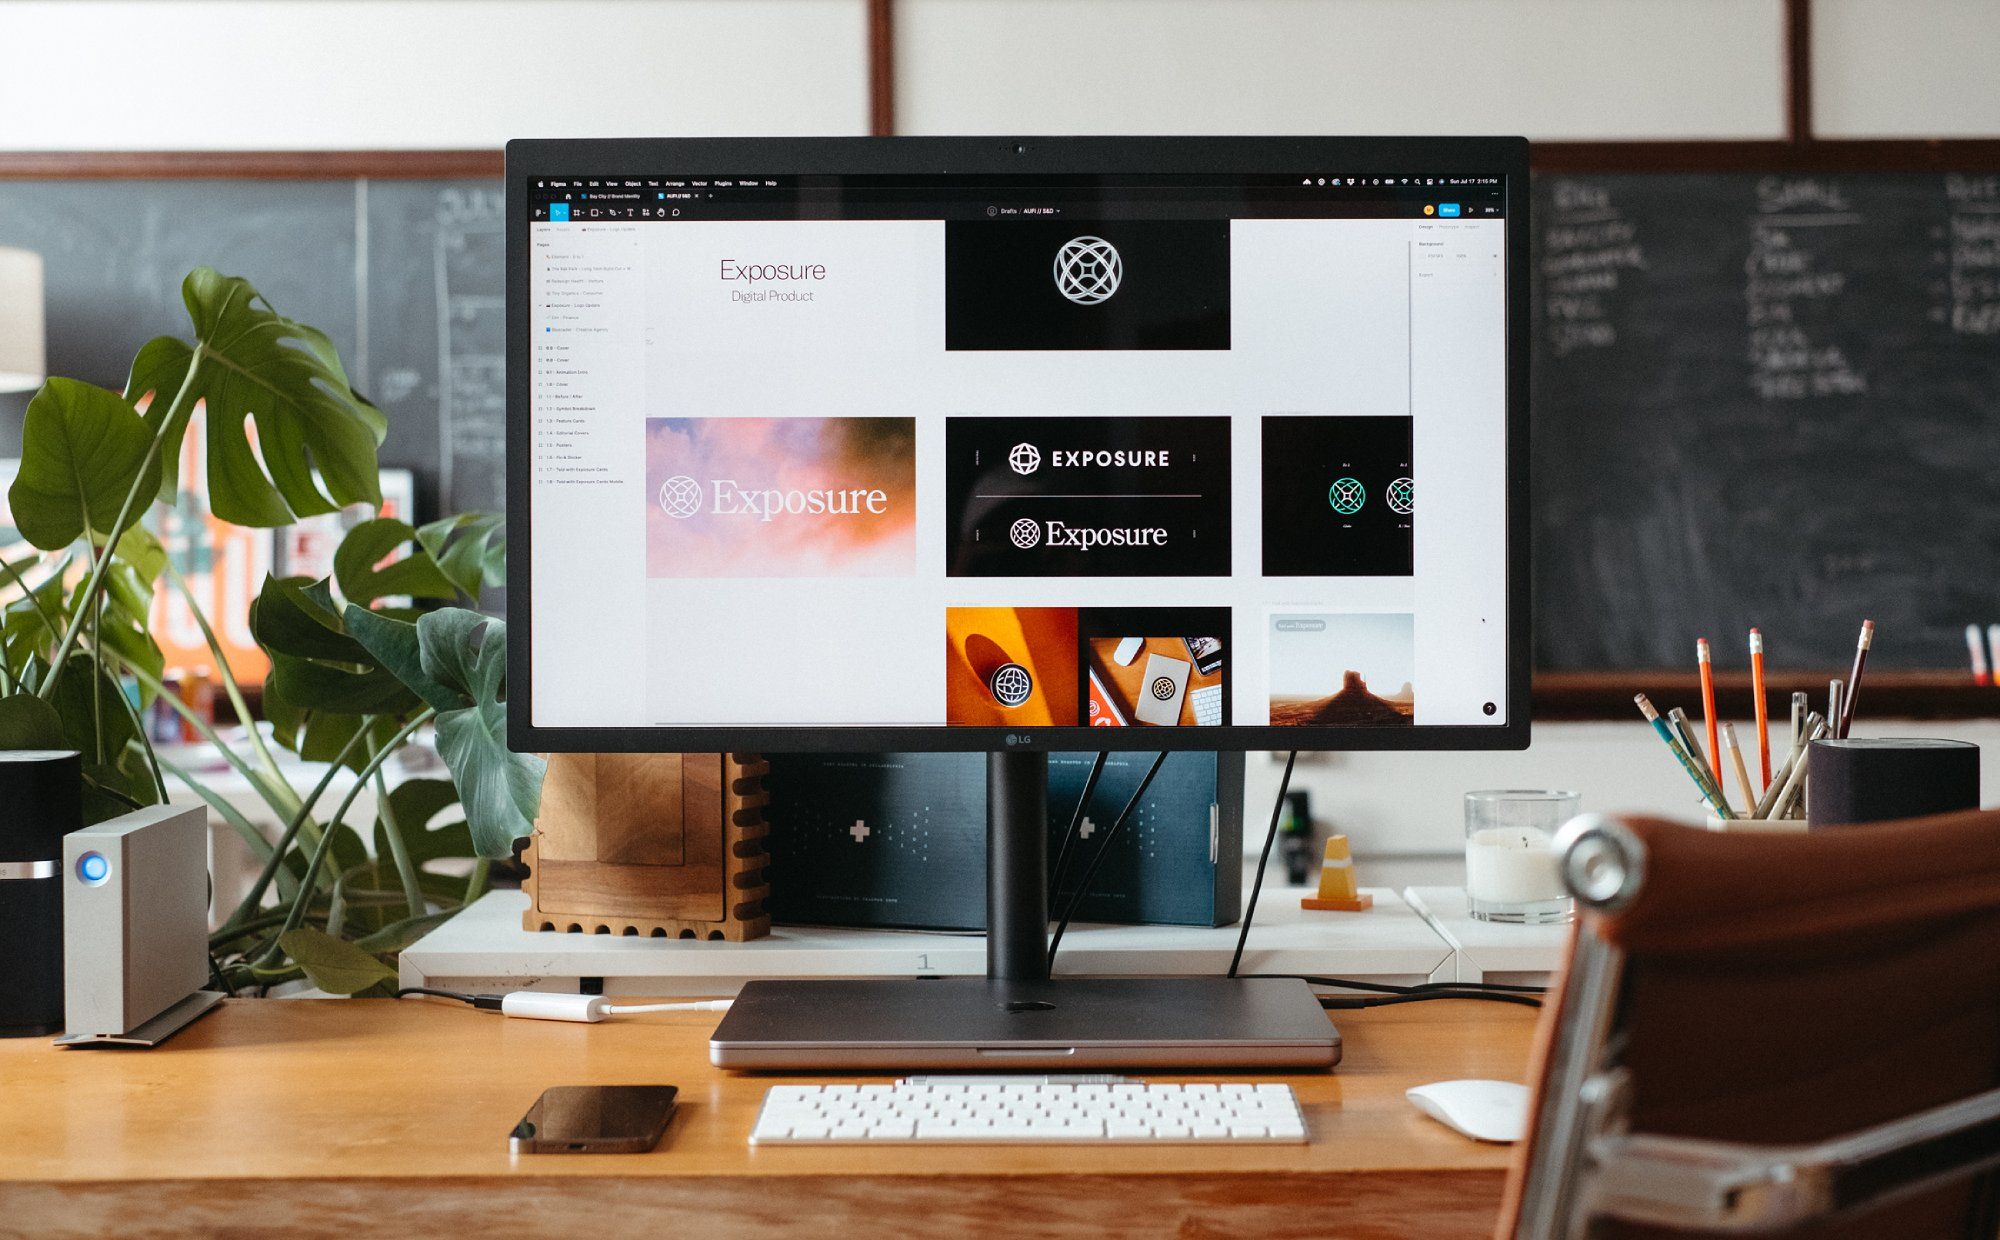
[
  {"left": 1239, "top": 972, "right": 1546, "bottom": 998},
  {"left": 1047, "top": 751, "right": 1109, "bottom": 913},
  {"left": 1320, "top": 990, "right": 1542, "bottom": 1010},
  {"left": 396, "top": 986, "right": 502, "bottom": 1011},
  {"left": 1228, "top": 750, "right": 1297, "bottom": 979},
  {"left": 1047, "top": 752, "right": 1169, "bottom": 966}
]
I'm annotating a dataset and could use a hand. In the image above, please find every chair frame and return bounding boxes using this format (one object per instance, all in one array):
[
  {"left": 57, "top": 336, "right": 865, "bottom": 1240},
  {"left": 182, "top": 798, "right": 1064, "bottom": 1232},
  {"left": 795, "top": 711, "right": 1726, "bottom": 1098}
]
[{"left": 1508, "top": 814, "right": 2000, "bottom": 1239}]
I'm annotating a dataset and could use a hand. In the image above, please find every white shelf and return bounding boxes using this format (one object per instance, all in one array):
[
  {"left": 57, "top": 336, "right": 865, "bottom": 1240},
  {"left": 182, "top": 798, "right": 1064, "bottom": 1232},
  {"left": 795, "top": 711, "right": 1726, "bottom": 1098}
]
[
  {"left": 1401, "top": 886, "right": 1568, "bottom": 986},
  {"left": 400, "top": 887, "right": 1455, "bottom": 995}
]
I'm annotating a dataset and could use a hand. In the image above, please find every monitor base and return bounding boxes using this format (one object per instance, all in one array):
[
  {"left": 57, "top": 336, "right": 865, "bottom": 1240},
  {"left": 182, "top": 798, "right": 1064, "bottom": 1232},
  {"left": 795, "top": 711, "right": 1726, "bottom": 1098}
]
[{"left": 710, "top": 975, "right": 1339, "bottom": 1072}]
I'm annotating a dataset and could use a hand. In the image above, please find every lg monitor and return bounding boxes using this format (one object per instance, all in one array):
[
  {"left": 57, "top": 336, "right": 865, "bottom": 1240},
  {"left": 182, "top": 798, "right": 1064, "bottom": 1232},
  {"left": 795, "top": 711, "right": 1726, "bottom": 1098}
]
[{"left": 507, "top": 136, "right": 1529, "bottom": 1069}]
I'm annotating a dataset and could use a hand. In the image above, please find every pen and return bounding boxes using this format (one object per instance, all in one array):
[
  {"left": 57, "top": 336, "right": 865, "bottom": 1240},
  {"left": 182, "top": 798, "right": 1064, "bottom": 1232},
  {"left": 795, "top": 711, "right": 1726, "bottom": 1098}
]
[
  {"left": 1988, "top": 625, "right": 2000, "bottom": 688},
  {"left": 1750, "top": 628, "right": 1771, "bottom": 790},
  {"left": 1790, "top": 691, "right": 1807, "bottom": 749},
  {"left": 1971, "top": 624, "right": 1991, "bottom": 686},
  {"left": 1767, "top": 714, "right": 1829, "bottom": 820},
  {"left": 1838, "top": 620, "right": 1872, "bottom": 739},
  {"left": 1668, "top": 707, "right": 1711, "bottom": 775},
  {"left": 1638, "top": 694, "right": 1731, "bottom": 818},
  {"left": 1697, "top": 638, "right": 1721, "bottom": 786},
  {"left": 1721, "top": 722, "right": 1757, "bottom": 816},
  {"left": 1827, "top": 679, "right": 1843, "bottom": 750}
]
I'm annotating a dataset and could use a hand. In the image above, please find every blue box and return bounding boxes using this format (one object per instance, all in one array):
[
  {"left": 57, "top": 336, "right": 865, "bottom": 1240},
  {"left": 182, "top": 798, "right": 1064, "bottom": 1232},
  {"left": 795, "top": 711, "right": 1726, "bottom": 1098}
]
[
  {"left": 550, "top": 203, "right": 570, "bottom": 222},
  {"left": 764, "top": 752, "right": 1244, "bottom": 930},
  {"left": 1438, "top": 202, "right": 1461, "bottom": 217}
]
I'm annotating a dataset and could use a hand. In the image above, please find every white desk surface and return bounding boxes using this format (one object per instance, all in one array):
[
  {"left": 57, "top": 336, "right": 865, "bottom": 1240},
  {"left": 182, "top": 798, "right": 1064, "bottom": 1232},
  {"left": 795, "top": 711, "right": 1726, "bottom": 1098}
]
[
  {"left": 401, "top": 886, "right": 1456, "bottom": 994},
  {"left": 1401, "top": 886, "right": 1569, "bottom": 985}
]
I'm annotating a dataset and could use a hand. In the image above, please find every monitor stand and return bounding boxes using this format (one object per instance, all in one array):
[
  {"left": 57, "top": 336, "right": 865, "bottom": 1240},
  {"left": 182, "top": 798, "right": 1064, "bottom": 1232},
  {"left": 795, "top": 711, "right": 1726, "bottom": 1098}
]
[{"left": 709, "top": 751, "right": 1340, "bottom": 1071}]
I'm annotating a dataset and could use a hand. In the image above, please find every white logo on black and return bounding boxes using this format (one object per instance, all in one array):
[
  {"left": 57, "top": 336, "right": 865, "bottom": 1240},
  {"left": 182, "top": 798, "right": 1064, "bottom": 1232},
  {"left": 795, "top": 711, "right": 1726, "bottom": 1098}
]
[
  {"left": 659, "top": 475, "right": 702, "bottom": 519},
  {"left": 990, "top": 664, "right": 1035, "bottom": 707},
  {"left": 1054, "top": 236, "right": 1121, "bottom": 305},
  {"left": 1009, "top": 518, "right": 1042, "bottom": 549},
  {"left": 1008, "top": 443, "right": 1041, "bottom": 475}
]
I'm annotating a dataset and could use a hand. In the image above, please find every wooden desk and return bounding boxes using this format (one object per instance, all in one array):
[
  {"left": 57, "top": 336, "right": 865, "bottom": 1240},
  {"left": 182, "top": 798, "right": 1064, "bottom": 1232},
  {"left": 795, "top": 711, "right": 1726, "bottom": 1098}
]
[{"left": 0, "top": 998, "right": 1535, "bottom": 1239}]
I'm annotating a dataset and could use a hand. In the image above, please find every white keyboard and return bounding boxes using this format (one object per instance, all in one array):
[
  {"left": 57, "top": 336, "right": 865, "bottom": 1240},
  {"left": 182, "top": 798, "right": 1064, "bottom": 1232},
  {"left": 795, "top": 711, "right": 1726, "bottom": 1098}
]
[
  {"left": 1190, "top": 683, "right": 1222, "bottom": 726},
  {"left": 750, "top": 1080, "right": 1308, "bottom": 1145}
]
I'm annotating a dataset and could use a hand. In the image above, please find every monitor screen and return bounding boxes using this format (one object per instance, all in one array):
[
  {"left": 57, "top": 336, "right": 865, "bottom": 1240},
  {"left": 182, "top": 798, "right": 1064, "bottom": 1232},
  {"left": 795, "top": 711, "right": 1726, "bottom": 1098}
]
[{"left": 507, "top": 138, "right": 1528, "bottom": 753}]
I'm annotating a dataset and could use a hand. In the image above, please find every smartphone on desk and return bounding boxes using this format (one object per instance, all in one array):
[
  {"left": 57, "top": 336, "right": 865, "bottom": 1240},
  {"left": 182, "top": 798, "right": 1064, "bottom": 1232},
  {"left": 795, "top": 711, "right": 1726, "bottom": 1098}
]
[{"left": 509, "top": 1085, "right": 679, "bottom": 1154}]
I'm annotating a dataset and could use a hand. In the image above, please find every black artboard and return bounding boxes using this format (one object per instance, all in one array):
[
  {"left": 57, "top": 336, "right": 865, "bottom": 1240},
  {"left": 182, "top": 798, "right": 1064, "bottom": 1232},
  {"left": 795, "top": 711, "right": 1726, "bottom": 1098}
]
[
  {"left": 0, "top": 179, "right": 505, "bottom": 520},
  {"left": 1532, "top": 171, "right": 2000, "bottom": 670}
]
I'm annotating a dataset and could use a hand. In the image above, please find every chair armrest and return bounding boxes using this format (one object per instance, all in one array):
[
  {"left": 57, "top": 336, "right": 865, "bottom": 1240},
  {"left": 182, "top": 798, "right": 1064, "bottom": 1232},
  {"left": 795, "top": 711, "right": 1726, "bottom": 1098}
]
[{"left": 1586, "top": 1084, "right": 2000, "bottom": 1233}]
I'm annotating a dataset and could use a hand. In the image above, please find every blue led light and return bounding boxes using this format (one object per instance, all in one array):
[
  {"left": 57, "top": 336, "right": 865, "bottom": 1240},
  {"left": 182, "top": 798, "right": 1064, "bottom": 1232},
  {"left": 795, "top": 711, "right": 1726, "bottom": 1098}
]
[{"left": 77, "top": 851, "right": 109, "bottom": 884}]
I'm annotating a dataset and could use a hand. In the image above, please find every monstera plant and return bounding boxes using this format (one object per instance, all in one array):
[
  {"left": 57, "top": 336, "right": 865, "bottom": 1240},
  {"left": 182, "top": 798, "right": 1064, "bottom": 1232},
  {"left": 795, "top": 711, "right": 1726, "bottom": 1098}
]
[{"left": 0, "top": 268, "right": 543, "bottom": 994}]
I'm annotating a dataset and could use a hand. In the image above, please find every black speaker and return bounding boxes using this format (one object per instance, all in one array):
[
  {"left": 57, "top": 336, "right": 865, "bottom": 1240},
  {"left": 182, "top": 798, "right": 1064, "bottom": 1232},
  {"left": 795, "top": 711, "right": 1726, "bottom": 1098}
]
[
  {"left": 1807, "top": 738, "right": 1980, "bottom": 829},
  {"left": 0, "top": 749, "right": 82, "bottom": 1037}
]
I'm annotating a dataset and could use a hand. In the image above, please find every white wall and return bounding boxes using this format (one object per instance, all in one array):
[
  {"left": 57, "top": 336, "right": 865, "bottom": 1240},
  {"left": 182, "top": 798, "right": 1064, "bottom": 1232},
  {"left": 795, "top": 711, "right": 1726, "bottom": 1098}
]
[
  {"left": 1814, "top": 0, "right": 2000, "bottom": 137},
  {"left": 898, "top": 0, "right": 1787, "bottom": 139},
  {"left": 0, "top": 0, "right": 870, "bottom": 148}
]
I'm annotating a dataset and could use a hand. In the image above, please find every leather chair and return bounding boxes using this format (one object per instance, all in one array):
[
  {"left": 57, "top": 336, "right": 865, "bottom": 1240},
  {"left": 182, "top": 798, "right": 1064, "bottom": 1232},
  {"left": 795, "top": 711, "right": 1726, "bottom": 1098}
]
[{"left": 1499, "top": 809, "right": 2000, "bottom": 1239}]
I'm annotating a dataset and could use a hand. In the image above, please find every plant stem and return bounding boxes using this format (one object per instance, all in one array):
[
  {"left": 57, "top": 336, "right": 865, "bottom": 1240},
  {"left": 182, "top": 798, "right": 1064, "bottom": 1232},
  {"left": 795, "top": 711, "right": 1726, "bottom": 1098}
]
[
  {"left": 371, "top": 741, "right": 426, "bottom": 920},
  {"left": 156, "top": 751, "right": 283, "bottom": 868},
  {"left": 265, "top": 709, "right": 434, "bottom": 957},
  {"left": 162, "top": 556, "right": 283, "bottom": 780},
  {"left": 43, "top": 349, "right": 203, "bottom": 696},
  {"left": 222, "top": 722, "right": 376, "bottom": 932},
  {"left": 464, "top": 858, "right": 491, "bottom": 905}
]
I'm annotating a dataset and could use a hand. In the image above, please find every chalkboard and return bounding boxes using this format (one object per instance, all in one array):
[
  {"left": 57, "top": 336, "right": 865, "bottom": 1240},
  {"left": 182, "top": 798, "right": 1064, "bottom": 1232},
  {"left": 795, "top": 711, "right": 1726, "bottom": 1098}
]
[
  {"left": 1533, "top": 171, "right": 2000, "bottom": 671},
  {"left": 5, "top": 170, "right": 1997, "bottom": 671},
  {"left": 0, "top": 177, "right": 506, "bottom": 519}
]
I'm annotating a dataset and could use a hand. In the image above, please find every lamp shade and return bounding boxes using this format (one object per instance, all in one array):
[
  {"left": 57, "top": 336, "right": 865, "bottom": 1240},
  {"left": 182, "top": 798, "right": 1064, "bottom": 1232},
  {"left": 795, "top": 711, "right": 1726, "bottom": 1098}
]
[{"left": 0, "top": 247, "right": 47, "bottom": 394}]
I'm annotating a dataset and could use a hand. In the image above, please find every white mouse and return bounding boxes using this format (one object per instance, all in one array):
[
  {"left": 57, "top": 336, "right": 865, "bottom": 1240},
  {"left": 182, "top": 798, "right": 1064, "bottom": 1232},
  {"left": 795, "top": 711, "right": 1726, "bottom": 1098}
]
[
  {"left": 1112, "top": 637, "right": 1145, "bottom": 666},
  {"left": 1406, "top": 1079, "right": 1530, "bottom": 1143}
]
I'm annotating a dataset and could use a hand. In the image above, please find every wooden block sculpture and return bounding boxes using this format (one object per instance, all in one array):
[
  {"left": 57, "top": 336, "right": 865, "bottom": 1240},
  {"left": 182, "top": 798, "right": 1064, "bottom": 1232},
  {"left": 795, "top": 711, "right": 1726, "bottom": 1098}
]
[
  {"left": 522, "top": 752, "right": 771, "bottom": 941},
  {"left": 1300, "top": 834, "right": 1373, "bottom": 912}
]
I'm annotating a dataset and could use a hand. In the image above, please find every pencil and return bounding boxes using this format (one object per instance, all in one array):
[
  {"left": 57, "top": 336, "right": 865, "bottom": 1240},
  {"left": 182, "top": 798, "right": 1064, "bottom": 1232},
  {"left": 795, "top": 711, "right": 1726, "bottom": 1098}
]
[
  {"left": 1749, "top": 629, "right": 1771, "bottom": 790},
  {"left": 1636, "top": 694, "right": 1731, "bottom": 818},
  {"left": 1753, "top": 722, "right": 1812, "bottom": 819},
  {"left": 1697, "top": 638, "right": 1721, "bottom": 786},
  {"left": 1972, "top": 624, "right": 1992, "bottom": 686},
  {"left": 1667, "top": 706, "right": 1731, "bottom": 811},
  {"left": 1721, "top": 722, "right": 1756, "bottom": 815},
  {"left": 1838, "top": 620, "right": 1873, "bottom": 739}
]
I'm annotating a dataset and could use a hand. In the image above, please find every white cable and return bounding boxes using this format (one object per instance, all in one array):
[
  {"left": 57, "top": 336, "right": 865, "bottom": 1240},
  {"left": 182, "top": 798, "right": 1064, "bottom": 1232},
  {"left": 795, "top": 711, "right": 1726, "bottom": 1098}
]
[{"left": 601, "top": 1000, "right": 734, "bottom": 1014}]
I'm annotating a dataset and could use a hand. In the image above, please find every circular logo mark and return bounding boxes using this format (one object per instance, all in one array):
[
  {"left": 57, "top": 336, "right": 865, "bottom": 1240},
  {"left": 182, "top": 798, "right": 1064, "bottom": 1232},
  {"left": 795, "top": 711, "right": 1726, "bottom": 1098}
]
[
  {"left": 1008, "top": 443, "right": 1041, "bottom": 475},
  {"left": 1328, "top": 477, "right": 1367, "bottom": 515},
  {"left": 1150, "top": 676, "right": 1177, "bottom": 702},
  {"left": 990, "top": 663, "right": 1034, "bottom": 707},
  {"left": 1388, "top": 476, "right": 1414, "bottom": 515},
  {"left": 1009, "top": 518, "right": 1042, "bottom": 549},
  {"left": 658, "top": 475, "right": 703, "bottom": 519},
  {"left": 1054, "top": 236, "right": 1122, "bottom": 305}
]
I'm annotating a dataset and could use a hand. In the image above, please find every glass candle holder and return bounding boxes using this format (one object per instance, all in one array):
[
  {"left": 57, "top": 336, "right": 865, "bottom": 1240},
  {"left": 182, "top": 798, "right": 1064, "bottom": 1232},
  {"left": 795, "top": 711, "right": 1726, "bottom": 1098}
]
[{"left": 1464, "top": 790, "right": 1580, "bottom": 924}]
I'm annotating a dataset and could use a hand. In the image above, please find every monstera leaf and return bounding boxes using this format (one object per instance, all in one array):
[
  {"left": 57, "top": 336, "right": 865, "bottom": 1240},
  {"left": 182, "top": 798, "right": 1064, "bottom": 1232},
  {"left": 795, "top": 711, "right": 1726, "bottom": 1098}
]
[
  {"left": 251, "top": 575, "right": 425, "bottom": 767},
  {"left": 6, "top": 379, "right": 157, "bottom": 551},
  {"left": 345, "top": 605, "right": 544, "bottom": 858},
  {"left": 416, "top": 513, "right": 506, "bottom": 596},
  {"left": 332, "top": 518, "right": 457, "bottom": 609},
  {"left": 123, "top": 269, "right": 386, "bottom": 526}
]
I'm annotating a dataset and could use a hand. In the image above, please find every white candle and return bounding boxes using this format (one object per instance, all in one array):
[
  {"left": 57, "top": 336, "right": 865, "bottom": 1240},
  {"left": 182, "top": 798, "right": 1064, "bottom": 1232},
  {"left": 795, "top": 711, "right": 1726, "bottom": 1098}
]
[{"left": 1465, "top": 826, "right": 1565, "bottom": 905}]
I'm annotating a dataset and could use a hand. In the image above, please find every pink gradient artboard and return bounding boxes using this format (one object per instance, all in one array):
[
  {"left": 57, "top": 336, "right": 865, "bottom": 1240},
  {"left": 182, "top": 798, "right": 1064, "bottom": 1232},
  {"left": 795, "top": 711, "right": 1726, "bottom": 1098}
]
[{"left": 646, "top": 417, "right": 916, "bottom": 578}]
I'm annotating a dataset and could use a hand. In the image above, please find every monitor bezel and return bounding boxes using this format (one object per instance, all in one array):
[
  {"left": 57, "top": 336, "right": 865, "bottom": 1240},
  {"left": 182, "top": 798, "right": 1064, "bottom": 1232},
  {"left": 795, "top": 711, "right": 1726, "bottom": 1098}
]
[{"left": 506, "top": 135, "right": 1531, "bottom": 755}]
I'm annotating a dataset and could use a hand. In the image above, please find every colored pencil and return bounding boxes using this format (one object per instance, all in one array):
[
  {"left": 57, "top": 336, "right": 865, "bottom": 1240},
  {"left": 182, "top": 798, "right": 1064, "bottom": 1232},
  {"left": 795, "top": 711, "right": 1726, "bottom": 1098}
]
[
  {"left": 1721, "top": 722, "right": 1756, "bottom": 815},
  {"left": 1972, "top": 624, "right": 1992, "bottom": 686},
  {"left": 1636, "top": 694, "right": 1731, "bottom": 818},
  {"left": 1750, "top": 628, "right": 1771, "bottom": 790},
  {"left": 1696, "top": 638, "right": 1721, "bottom": 786},
  {"left": 1837, "top": 620, "right": 1873, "bottom": 739}
]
